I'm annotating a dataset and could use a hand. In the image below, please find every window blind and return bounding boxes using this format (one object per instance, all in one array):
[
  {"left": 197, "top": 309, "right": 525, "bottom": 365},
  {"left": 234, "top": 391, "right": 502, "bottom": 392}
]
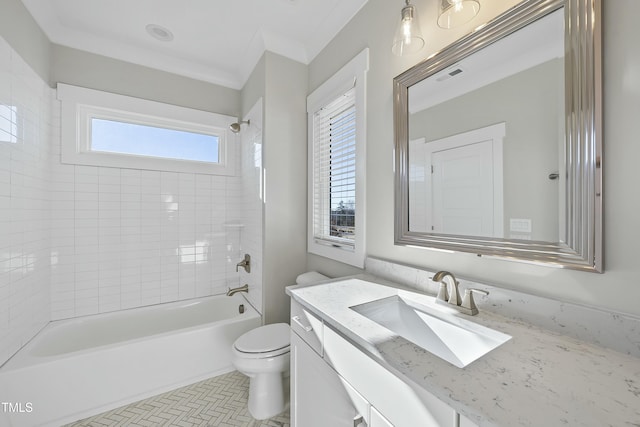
[{"left": 311, "top": 87, "right": 356, "bottom": 250}]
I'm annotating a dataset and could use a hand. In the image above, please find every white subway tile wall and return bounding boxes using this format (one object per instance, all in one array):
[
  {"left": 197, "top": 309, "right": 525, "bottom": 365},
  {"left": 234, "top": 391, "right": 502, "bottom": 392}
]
[
  {"left": 49, "top": 156, "right": 258, "bottom": 320},
  {"left": 0, "top": 37, "right": 53, "bottom": 366},
  {"left": 0, "top": 35, "right": 264, "bottom": 366}
]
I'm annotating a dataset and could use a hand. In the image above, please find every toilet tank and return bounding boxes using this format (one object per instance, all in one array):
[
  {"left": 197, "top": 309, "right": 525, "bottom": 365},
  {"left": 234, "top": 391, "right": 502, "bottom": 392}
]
[{"left": 295, "top": 271, "right": 330, "bottom": 285}]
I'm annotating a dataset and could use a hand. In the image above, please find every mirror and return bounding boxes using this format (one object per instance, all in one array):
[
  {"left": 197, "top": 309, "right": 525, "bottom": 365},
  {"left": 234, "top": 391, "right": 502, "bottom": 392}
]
[{"left": 394, "top": 0, "right": 602, "bottom": 272}]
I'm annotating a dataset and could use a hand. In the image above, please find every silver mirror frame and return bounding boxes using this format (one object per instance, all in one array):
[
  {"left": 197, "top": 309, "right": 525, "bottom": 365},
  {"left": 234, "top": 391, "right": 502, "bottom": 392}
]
[{"left": 394, "top": 0, "right": 602, "bottom": 272}]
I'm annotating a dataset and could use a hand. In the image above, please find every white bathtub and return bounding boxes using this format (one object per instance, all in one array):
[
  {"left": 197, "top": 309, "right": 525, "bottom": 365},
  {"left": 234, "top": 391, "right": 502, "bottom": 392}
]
[{"left": 0, "top": 293, "right": 261, "bottom": 427}]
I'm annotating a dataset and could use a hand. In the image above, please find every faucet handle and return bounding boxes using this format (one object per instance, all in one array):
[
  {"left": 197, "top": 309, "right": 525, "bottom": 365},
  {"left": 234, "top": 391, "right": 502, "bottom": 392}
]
[
  {"left": 236, "top": 254, "right": 251, "bottom": 273},
  {"left": 461, "top": 288, "right": 489, "bottom": 315}
]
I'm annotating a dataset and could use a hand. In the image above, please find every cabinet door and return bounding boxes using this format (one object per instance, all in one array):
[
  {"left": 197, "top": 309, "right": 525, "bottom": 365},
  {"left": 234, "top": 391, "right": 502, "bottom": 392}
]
[
  {"left": 371, "top": 407, "right": 394, "bottom": 427},
  {"left": 291, "top": 331, "right": 368, "bottom": 427},
  {"left": 290, "top": 299, "right": 323, "bottom": 355},
  {"left": 323, "top": 326, "right": 456, "bottom": 427}
]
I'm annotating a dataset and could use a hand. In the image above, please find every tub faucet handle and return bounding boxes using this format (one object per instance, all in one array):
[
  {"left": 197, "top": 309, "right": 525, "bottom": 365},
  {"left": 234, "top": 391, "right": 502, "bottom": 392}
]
[{"left": 236, "top": 254, "right": 251, "bottom": 273}]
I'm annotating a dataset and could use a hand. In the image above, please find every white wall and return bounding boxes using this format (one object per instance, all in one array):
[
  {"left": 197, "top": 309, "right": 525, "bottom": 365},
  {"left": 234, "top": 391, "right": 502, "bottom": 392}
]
[
  {"left": 0, "top": 0, "right": 50, "bottom": 83},
  {"left": 48, "top": 160, "right": 247, "bottom": 319},
  {"left": 51, "top": 45, "right": 239, "bottom": 117},
  {"left": 308, "top": 0, "right": 640, "bottom": 317},
  {"left": 262, "top": 52, "right": 308, "bottom": 324},
  {"left": 0, "top": 35, "right": 52, "bottom": 365},
  {"left": 241, "top": 52, "right": 308, "bottom": 324}
]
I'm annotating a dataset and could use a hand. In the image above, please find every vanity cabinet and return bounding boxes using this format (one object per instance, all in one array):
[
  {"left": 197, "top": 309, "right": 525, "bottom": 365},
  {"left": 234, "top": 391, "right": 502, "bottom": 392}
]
[
  {"left": 291, "top": 332, "right": 368, "bottom": 426},
  {"left": 323, "top": 324, "right": 455, "bottom": 426},
  {"left": 290, "top": 298, "right": 323, "bottom": 355},
  {"left": 290, "top": 299, "right": 476, "bottom": 427},
  {"left": 290, "top": 301, "right": 368, "bottom": 427}
]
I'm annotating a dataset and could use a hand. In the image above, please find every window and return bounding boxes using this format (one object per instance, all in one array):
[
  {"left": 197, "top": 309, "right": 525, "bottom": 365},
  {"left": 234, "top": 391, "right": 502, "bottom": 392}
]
[
  {"left": 312, "top": 89, "right": 356, "bottom": 244},
  {"left": 58, "top": 84, "right": 237, "bottom": 175},
  {"left": 0, "top": 105, "right": 17, "bottom": 143},
  {"left": 307, "top": 49, "right": 368, "bottom": 268},
  {"left": 90, "top": 118, "right": 219, "bottom": 163}
]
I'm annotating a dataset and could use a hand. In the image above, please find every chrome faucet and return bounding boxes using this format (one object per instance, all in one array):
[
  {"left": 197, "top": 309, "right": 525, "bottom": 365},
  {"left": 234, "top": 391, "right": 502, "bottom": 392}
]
[
  {"left": 433, "top": 271, "right": 461, "bottom": 306},
  {"left": 227, "top": 284, "right": 249, "bottom": 296},
  {"left": 236, "top": 254, "right": 251, "bottom": 273},
  {"left": 432, "top": 271, "right": 488, "bottom": 316}
]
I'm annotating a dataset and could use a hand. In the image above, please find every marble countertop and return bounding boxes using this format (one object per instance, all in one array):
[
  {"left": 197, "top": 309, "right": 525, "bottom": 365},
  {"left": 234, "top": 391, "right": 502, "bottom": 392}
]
[{"left": 287, "top": 275, "right": 640, "bottom": 427}]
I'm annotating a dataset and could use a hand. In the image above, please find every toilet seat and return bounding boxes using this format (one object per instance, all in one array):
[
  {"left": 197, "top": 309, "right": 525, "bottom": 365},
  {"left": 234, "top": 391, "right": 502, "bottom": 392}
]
[{"left": 233, "top": 323, "right": 290, "bottom": 359}]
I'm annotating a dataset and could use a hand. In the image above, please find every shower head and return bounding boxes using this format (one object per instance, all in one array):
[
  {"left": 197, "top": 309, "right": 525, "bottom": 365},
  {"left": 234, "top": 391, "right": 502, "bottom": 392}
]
[{"left": 229, "top": 120, "right": 250, "bottom": 133}]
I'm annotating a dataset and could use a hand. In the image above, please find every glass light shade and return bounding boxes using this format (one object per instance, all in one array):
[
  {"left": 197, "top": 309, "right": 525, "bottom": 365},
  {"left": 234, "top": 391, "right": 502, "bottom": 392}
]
[
  {"left": 392, "top": 3, "right": 425, "bottom": 56},
  {"left": 437, "top": 0, "right": 481, "bottom": 29}
]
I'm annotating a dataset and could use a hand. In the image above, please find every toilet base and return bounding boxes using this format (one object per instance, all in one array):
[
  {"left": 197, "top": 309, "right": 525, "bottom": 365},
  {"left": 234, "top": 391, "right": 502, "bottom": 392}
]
[{"left": 247, "top": 372, "right": 289, "bottom": 420}]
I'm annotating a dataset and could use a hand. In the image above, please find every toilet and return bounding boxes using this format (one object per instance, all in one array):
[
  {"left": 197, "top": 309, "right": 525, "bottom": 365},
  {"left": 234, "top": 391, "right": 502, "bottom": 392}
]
[
  {"left": 231, "top": 271, "right": 329, "bottom": 420},
  {"left": 232, "top": 323, "right": 291, "bottom": 419}
]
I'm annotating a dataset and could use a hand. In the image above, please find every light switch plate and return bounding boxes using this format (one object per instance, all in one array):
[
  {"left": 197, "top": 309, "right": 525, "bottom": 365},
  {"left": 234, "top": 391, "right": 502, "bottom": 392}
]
[{"left": 510, "top": 218, "right": 532, "bottom": 233}]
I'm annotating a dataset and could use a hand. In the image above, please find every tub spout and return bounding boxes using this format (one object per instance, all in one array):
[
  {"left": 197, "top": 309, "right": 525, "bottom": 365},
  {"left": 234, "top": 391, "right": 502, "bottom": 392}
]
[{"left": 227, "top": 284, "right": 249, "bottom": 296}]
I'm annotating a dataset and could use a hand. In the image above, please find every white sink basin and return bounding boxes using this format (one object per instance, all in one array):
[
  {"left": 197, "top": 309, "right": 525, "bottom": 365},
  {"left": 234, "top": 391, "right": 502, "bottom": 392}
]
[{"left": 350, "top": 294, "right": 511, "bottom": 368}]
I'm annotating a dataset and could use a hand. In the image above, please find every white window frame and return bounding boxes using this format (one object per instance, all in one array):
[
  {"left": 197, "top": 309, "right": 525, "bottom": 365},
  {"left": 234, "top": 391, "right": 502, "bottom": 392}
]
[
  {"left": 307, "top": 48, "right": 368, "bottom": 268},
  {"left": 57, "top": 83, "right": 237, "bottom": 175}
]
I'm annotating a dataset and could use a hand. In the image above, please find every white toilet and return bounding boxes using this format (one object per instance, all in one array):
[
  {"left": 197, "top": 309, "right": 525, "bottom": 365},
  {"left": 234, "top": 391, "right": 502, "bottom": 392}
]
[
  {"left": 231, "top": 322, "right": 291, "bottom": 419},
  {"left": 231, "top": 271, "right": 329, "bottom": 420}
]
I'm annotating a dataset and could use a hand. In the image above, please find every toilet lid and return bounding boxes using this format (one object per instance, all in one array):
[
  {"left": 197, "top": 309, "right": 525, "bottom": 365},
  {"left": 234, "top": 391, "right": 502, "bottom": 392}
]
[{"left": 234, "top": 323, "right": 290, "bottom": 354}]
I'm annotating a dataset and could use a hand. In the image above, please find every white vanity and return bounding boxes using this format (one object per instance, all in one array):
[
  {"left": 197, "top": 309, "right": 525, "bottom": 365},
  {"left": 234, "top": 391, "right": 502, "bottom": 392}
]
[
  {"left": 290, "top": 297, "right": 471, "bottom": 427},
  {"left": 287, "top": 275, "right": 640, "bottom": 426},
  {"left": 288, "top": 277, "right": 490, "bottom": 426}
]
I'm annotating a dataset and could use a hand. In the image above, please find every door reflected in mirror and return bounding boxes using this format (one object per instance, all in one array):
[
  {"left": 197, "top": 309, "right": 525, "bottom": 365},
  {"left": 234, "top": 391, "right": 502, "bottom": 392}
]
[{"left": 407, "top": 9, "right": 564, "bottom": 242}]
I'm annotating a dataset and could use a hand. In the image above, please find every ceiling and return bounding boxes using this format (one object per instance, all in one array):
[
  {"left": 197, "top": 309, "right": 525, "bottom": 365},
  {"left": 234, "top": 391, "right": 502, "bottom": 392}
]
[
  {"left": 21, "top": 0, "right": 370, "bottom": 90},
  {"left": 409, "top": 8, "right": 564, "bottom": 114}
]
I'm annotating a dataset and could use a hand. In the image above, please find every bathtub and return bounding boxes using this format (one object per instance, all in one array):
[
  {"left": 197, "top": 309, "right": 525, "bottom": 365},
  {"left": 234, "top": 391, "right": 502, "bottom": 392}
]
[{"left": 0, "top": 293, "right": 261, "bottom": 427}]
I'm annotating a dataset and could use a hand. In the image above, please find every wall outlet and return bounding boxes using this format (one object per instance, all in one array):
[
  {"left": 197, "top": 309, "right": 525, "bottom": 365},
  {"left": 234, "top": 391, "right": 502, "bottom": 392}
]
[{"left": 510, "top": 218, "right": 532, "bottom": 233}]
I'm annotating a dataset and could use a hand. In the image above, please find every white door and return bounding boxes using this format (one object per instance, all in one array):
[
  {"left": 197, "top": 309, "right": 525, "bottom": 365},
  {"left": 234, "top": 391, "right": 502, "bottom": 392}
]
[
  {"left": 431, "top": 140, "right": 494, "bottom": 236},
  {"left": 424, "top": 123, "right": 504, "bottom": 237}
]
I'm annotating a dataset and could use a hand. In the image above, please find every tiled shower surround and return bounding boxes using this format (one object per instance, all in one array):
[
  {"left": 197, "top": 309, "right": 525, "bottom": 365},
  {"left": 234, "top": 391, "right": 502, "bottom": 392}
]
[
  {"left": 0, "top": 37, "right": 53, "bottom": 366},
  {"left": 49, "top": 167, "right": 246, "bottom": 319},
  {"left": 0, "top": 35, "right": 263, "bottom": 366}
]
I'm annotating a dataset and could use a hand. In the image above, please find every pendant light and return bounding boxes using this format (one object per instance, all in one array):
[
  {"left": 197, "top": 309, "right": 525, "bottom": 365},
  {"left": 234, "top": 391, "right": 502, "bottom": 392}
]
[
  {"left": 437, "top": 0, "right": 481, "bottom": 29},
  {"left": 392, "top": 0, "right": 425, "bottom": 56}
]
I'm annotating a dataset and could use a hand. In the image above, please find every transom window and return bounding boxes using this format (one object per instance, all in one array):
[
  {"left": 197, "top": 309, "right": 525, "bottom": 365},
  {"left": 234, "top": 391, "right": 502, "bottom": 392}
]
[
  {"left": 90, "top": 118, "right": 219, "bottom": 163},
  {"left": 58, "top": 84, "right": 236, "bottom": 175}
]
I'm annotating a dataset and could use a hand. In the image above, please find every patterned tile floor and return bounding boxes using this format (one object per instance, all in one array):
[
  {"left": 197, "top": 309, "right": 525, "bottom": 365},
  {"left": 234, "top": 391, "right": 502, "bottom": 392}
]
[{"left": 65, "top": 371, "right": 290, "bottom": 427}]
